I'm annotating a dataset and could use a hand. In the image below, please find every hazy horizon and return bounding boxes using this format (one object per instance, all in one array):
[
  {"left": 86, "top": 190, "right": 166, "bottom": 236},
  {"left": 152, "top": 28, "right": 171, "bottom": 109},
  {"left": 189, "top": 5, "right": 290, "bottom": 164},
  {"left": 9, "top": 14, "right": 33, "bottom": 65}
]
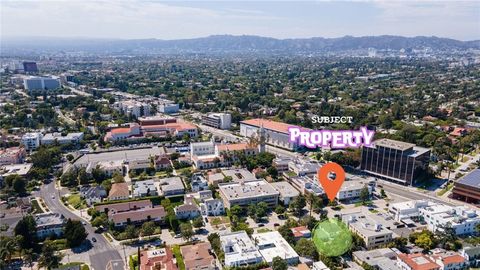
[{"left": 1, "top": 1, "right": 479, "bottom": 41}]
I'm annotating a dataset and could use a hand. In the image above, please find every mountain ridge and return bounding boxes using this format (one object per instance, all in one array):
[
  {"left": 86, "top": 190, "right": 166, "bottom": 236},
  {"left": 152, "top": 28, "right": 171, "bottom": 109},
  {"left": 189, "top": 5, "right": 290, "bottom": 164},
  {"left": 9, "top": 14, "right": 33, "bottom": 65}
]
[{"left": 3, "top": 34, "right": 479, "bottom": 54}]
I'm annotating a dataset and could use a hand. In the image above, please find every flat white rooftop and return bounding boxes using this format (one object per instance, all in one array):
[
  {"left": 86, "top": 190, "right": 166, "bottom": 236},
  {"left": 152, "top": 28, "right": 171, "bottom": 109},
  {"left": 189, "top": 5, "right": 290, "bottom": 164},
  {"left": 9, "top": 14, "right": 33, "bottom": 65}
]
[{"left": 252, "top": 231, "right": 299, "bottom": 263}]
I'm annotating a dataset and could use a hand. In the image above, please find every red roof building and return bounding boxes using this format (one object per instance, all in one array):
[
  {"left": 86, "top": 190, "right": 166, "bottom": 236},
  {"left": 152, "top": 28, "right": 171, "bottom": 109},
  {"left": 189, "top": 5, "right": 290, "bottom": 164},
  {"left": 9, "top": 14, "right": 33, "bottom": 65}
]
[{"left": 139, "top": 248, "right": 178, "bottom": 270}]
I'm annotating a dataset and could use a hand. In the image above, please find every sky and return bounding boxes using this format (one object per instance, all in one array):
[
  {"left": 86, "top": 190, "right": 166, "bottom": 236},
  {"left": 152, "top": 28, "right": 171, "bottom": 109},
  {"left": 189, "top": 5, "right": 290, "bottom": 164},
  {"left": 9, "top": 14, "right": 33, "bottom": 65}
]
[{"left": 1, "top": 0, "right": 479, "bottom": 41}]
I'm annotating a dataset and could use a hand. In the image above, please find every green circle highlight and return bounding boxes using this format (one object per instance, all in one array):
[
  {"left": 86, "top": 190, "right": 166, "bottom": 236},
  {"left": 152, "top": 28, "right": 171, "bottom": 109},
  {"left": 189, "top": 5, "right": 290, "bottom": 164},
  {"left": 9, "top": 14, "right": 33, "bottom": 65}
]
[{"left": 312, "top": 218, "right": 352, "bottom": 257}]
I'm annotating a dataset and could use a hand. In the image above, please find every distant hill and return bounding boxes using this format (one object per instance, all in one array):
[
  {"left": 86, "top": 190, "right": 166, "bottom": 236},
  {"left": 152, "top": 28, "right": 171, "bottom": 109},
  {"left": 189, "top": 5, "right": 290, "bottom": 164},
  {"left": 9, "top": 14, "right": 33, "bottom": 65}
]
[{"left": 3, "top": 35, "right": 479, "bottom": 54}]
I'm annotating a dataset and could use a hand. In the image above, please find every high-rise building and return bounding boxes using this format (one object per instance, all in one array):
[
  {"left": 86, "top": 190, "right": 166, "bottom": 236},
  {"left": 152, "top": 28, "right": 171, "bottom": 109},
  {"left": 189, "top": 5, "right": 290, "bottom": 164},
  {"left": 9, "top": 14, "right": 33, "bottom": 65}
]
[
  {"left": 360, "top": 139, "right": 430, "bottom": 186},
  {"left": 22, "top": 61, "right": 38, "bottom": 73},
  {"left": 23, "top": 76, "right": 61, "bottom": 92}
]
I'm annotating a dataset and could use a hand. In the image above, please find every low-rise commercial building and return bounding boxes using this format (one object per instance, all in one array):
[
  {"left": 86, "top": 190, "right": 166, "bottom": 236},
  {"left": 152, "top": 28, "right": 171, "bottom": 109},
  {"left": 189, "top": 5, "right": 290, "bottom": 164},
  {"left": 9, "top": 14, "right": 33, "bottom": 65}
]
[
  {"left": 41, "top": 132, "right": 84, "bottom": 145},
  {"left": 240, "top": 118, "right": 301, "bottom": 151},
  {"left": 452, "top": 169, "right": 480, "bottom": 204},
  {"left": 388, "top": 200, "right": 432, "bottom": 222},
  {"left": 0, "top": 163, "right": 32, "bottom": 186},
  {"left": 220, "top": 231, "right": 263, "bottom": 267},
  {"left": 218, "top": 179, "right": 279, "bottom": 209},
  {"left": 202, "top": 113, "right": 232, "bottom": 130},
  {"left": 252, "top": 231, "right": 299, "bottom": 265}
]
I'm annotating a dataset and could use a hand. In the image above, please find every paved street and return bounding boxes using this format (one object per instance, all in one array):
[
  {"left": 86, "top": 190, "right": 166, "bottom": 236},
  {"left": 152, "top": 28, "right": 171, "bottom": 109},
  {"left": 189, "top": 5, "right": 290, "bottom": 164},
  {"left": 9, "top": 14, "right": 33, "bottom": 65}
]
[{"left": 39, "top": 181, "right": 124, "bottom": 270}]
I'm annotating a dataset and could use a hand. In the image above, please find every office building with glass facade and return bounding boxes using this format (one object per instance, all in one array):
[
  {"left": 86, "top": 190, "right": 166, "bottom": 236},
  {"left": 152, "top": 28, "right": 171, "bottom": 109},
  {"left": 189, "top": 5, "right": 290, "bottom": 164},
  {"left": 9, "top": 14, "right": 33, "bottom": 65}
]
[{"left": 360, "top": 139, "right": 430, "bottom": 186}]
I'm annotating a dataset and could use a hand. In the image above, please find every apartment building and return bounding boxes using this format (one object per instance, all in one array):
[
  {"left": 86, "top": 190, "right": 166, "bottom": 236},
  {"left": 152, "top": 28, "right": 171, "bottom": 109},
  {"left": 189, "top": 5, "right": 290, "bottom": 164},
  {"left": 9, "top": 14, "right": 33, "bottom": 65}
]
[
  {"left": 271, "top": 181, "right": 300, "bottom": 205},
  {"left": 220, "top": 231, "right": 263, "bottom": 267},
  {"left": 419, "top": 204, "right": 480, "bottom": 235},
  {"left": 21, "top": 132, "right": 42, "bottom": 150},
  {"left": 0, "top": 147, "right": 26, "bottom": 166},
  {"left": 397, "top": 253, "right": 440, "bottom": 270},
  {"left": 218, "top": 179, "right": 279, "bottom": 208},
  {"left": 252, "top": 231, "right": 299, "bottom": 265},
  {"left": 95, "top": 200, "right": 166, "bottom": 227},
  {"left": 113, "top": 100, "right": 151, "bottom": 118},
  {"left": 342, "top": 212, "right": 394, "bottom": 249},
  {"left": 35, "top": 212, "right": 65, "bottom": 239}
]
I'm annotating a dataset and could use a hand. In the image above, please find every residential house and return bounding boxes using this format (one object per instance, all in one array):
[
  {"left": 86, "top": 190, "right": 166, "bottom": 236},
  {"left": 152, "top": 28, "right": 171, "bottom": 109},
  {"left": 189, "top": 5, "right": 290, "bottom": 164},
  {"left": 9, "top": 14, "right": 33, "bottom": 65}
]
[
  {"left": 133, "top": 179, "right": 158, "bottom": 197},
  {"left": 180, "top": 242, "right": 216, "bottom": 270},
  {"left": 191, "top": 173, "right": 209, "bottom": 192},
  {"left": 139, "top": 248, "right": 177, "bottom": 270},
  {"left": 175, "top": 197, "right": 200, "bottom": 219},
  {"left": 79, "top": 185, "right": 107, "bottom": 206},
  {"left": 108, "top": 182, "right": 130, "bottom": 201},
  {"left": 154, "top": 155, "right": 172, "bottom": 171},
  {"left": 200, "top": 198, "right": 225, "bottom": 216}
]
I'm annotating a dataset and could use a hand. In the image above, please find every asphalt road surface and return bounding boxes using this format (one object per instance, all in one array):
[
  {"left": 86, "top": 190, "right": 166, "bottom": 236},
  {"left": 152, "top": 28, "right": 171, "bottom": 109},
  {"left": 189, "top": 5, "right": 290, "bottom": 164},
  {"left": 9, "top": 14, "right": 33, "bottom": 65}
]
[
  {"left": 40, "top": 181, "right": 124, "bottom": 270},
  {"left": 380, "top": 181, "right": 457, "bottom": 206}
]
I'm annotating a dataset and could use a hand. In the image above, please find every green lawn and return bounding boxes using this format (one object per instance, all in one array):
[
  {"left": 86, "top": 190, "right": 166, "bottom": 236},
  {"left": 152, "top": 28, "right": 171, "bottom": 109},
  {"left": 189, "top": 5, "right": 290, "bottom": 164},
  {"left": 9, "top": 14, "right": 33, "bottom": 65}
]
[
  {"left": 437, "top": 182, "right": 454, "bottom": 196},
  {"left": 31, "top": 199, "right": 44, "bottom": 214},
  {"left": 67, "top": 194, "right": 87, "bottom": 209},
  {"left": 172, "top": 245, "right": 185, "bottom": 270}
]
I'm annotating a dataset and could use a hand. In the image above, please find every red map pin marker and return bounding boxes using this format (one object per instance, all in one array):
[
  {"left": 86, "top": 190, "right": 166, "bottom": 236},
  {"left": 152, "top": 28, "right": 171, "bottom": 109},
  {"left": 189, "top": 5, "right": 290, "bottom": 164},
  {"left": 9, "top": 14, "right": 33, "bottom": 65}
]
[{"left": 317, "top": 162, "right": 345, "bottom": 201}]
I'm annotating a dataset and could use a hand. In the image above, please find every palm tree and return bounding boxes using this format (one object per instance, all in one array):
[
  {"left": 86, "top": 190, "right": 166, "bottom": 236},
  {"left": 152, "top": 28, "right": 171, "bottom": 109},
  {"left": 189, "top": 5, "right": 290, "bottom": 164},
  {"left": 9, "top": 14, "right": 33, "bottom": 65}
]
[
  {"left": 0, "top": 237, "right": 17, "bottom": 263},
  {"left": 23, "top": 249, "right": 34, "bottom": 270}
]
